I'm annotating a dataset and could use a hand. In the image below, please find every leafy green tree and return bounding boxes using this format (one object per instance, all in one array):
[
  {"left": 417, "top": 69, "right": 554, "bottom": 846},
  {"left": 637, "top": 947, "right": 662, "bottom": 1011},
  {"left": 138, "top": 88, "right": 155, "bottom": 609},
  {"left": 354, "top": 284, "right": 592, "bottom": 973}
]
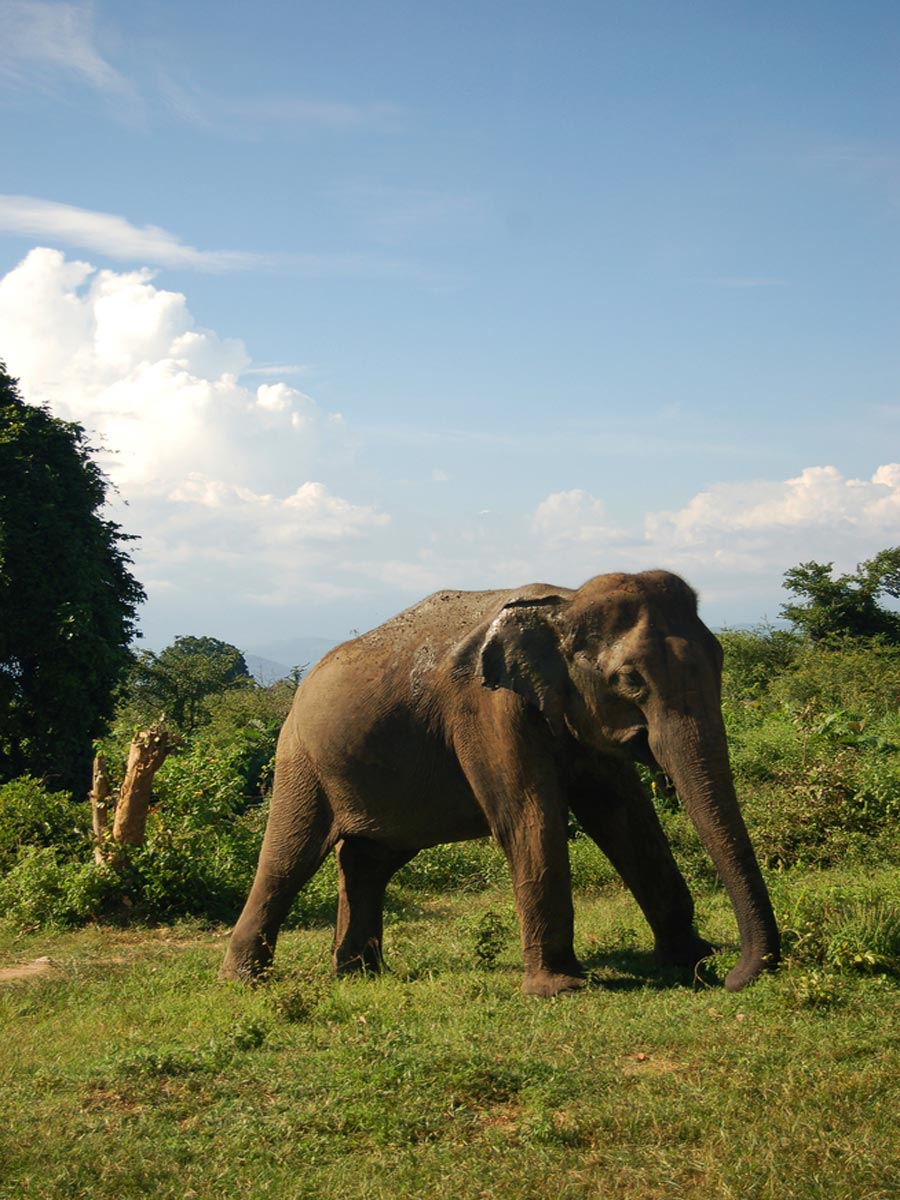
[
  {"left": 781, "top": 548, "right": 900, "bottom": 643},
  {"left": 121, "top": 635, "right": 252, "bottom": 734},
  {"left": 0, "top": 363, "right": 145, "bottom": 792}
]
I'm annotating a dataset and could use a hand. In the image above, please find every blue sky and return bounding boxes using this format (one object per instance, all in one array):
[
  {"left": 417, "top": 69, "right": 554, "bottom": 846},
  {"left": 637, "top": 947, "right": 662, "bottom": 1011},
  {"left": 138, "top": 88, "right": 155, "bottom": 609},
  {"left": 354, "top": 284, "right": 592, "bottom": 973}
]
[{"left": 1, "top": 0, "right": 898, "bottom": 652}]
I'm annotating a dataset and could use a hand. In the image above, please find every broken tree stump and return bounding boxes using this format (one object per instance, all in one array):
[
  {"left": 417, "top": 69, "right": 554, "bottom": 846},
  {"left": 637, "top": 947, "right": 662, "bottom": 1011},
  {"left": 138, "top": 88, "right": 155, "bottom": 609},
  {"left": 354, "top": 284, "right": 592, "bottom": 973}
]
[
  {"left": 89, "top": 753, "right": 112, "bottom": 864},
  {"left": 111, "top": 724, "right": 172, "bottom": 848}
]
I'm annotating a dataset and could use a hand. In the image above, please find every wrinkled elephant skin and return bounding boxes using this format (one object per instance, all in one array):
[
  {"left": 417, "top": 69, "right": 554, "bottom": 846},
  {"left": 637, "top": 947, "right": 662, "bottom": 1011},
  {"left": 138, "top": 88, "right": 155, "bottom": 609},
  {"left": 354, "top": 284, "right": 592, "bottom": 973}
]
[{"left": 222, "top": 571, "right": 779, "bottom": 996}]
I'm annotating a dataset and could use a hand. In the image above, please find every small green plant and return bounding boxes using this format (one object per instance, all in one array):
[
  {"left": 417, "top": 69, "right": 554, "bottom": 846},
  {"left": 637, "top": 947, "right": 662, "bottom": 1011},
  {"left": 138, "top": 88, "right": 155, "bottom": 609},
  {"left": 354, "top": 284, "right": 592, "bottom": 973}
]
[
  {"left": 466, "top": 908, "right": 513, "bottom": 969},
  {"left": 783, "top": 967, "right": 843, "bottom": 1011},
  {"left": 826, "top": 901, "right": 900, "bottom": 975},
  {"left": 225, "top": 1015, "right": 268, "bottom": 1051},
  {"left": 268, "top": 973, "right": 324, "bottom": 1023}
]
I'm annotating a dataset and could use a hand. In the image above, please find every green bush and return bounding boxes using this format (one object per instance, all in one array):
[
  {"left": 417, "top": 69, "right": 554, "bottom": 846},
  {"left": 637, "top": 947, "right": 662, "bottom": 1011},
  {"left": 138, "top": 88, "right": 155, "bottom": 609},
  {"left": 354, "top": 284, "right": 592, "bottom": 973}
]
[
  {"left": 0, "top": 846, "right": 121, "bottom": 930},
  {"left": 774, "top": 876, "right": 900, "bottom": 977},
  {"left": 122, "top": 746, "right": 269, "bottom": 921},
  {"left": 719, "top": 628, "right": 900, "bottom": 870},
  {"left": 395, "top": 840, "right": 508, "bottom": 892},
  {"left": 568, "top": 834, "right": 619, "bottom": 892},
  {"left": 719, "top": 625, "right": 801, "bottom": 703},
  {"left": 0, "top": 776, "right": 89, "bottom": 872}
]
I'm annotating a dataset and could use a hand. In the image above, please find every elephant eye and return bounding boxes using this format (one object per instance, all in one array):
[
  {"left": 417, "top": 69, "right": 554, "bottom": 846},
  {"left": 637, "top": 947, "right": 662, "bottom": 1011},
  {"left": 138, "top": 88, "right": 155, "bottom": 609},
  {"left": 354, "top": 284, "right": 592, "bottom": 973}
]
[{"left": 610, "top": 667, "right": 646, "bottom": 696}]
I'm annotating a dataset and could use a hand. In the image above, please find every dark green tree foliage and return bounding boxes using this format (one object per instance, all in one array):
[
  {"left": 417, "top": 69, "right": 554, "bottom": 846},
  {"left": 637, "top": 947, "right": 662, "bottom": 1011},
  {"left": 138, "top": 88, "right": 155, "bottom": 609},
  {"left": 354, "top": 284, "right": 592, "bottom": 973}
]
[
  {"left": 124, "top": 635, "right": 252, "bottom": 734},
  {"left": 781, "top": 548, "right": 900, "bottom": 642},
  {"left": 0, "top": 364, "right": 145, "bottom": 792}
]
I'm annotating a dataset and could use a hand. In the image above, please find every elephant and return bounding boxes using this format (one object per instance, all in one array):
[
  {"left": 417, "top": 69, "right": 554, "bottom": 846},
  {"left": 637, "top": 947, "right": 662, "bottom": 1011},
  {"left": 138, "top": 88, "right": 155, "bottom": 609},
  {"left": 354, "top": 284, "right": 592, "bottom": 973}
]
[{"left": 221, "top": 570, "right": 780, "bottom": 996}]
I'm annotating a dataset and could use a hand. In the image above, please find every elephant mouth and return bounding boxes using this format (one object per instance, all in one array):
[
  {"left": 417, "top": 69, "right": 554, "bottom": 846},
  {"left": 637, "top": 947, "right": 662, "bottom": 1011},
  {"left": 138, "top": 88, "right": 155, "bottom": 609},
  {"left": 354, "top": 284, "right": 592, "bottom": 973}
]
[
  {"left": 621, "top": 727, "right": 677, "bottom": 803},
  {"left": 620, "top": 726, "right": 652, "bottom": 760}
]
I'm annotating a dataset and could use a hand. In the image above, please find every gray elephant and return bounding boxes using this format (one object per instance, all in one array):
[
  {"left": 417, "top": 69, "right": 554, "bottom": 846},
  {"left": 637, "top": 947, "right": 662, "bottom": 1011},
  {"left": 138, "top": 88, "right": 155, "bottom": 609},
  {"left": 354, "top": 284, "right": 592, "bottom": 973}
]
[{"left": 222, "top": 570, "right": 779, "bottom": 995}]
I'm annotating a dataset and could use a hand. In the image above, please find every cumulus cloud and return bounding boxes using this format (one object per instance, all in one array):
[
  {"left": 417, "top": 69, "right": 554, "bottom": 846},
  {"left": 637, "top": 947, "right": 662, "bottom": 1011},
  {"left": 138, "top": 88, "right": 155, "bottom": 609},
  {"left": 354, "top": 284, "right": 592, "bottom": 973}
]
[
  {"left": 532, "top": 489, "right": 626, "bottom": 545},
  {"left": 0, "top": 196, "right": 264, "bottom": 271},
  {"left": 527, "top": 468, "right": 900, "bottom": 618},
  {"left": 170, "top": 478, "right": 388, "bottom": 543},
  {"left": 0, "top": 247, "right": 388, "bottom": 636},
  {"left": 647, "top": 466, "right": 900, "bottom": 560}
]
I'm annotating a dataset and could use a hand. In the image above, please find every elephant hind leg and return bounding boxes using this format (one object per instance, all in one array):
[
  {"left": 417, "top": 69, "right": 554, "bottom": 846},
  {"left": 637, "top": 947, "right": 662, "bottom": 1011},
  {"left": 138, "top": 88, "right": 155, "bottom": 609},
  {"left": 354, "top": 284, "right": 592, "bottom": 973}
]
[
  {"left": 221, "top": 761, "right": 334, "bottom": 982},
  {"left": 332, "top": 839, "right": 415, "bottom": 974}
]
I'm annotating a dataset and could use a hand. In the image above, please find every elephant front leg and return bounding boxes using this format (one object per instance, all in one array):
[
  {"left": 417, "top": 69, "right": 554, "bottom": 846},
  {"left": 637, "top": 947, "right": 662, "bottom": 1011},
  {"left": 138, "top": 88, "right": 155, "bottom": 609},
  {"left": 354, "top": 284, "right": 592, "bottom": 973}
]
[
  {"left": 499, "top": 807, "right": 585, "bottom": 996},
  {"left": 458, "top": 722, "right": 584, "bottom": 997},
  {"left": 569, "top": 760, "right": 714, "bottom": 970},
  {"left": 332, "top": 838, "right": 415, "bottom": 974}
]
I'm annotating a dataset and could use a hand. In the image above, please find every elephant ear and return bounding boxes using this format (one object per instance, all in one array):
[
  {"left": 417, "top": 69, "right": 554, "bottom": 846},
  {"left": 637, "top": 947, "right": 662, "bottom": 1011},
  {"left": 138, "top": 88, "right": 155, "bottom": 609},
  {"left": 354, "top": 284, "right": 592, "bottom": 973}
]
[{"left": 479, "top": 596, "right": 568, "bottom": 720}]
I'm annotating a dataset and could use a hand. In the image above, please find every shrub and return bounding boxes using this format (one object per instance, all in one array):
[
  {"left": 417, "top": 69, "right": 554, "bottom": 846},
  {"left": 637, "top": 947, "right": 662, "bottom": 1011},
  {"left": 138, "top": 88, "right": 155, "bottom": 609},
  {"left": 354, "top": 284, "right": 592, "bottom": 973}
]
[
  {"left": 775, "top": 880, "right": 900, "bottom": 978},
  {"left": 462, "top": 908, "right": 515, "bottom": 969},
  {"left": 718, "top": 627, "right": 900, "bottom": 870},
  {"left": 719, "top": 625, "right": 801, "bottom": 703},
  {"left": 0, "top": 846, "right": 121, "bottom": 931},
  {"left": 395, "top": 840, "right": 508, "bottom": 893},
  {"left": 123, "top": 748, "right": 269, "bottom": 921},
  {"left": 0, "top": 776, "right": 89, "bottom": 872},
  {"left": 568, "top": 834, "right": 619, "bottom": 893}
]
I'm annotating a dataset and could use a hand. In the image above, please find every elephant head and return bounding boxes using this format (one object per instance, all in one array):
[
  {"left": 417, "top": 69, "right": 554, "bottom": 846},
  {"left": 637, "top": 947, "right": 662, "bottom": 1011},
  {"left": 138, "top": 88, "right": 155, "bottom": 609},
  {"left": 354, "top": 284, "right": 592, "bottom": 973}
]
[{"left": 479, "top": 569, "right": 779, "bottom": 991}]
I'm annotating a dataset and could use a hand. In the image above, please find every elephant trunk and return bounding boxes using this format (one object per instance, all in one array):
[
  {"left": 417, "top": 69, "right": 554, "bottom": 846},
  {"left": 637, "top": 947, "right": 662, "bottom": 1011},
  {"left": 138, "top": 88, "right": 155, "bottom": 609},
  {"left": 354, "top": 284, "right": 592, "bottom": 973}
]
[{"left": 649, "top": 710, "right": 780, "bottom": 991}]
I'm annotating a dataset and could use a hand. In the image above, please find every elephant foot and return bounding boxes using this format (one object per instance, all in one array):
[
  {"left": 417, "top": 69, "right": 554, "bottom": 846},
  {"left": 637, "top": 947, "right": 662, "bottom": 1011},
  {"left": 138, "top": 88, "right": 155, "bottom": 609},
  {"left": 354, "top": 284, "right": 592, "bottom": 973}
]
[
  {"left": 333, "top": 936, "right": 384, "bottom": 976},
  {"left": 220, "top": 934, "right": 275, "bottom": 983},
  {"left": 522, "top": 968, "right": 586, "bottom": 998},
  {"left": 334, "top": 953, "right": 383, "bottom": 977},
  {"left": 653, "top": 931, "right": 716, "bottom": 970},
  {"left": 219, "top": 955, "right": 267, "bottom": 984}
]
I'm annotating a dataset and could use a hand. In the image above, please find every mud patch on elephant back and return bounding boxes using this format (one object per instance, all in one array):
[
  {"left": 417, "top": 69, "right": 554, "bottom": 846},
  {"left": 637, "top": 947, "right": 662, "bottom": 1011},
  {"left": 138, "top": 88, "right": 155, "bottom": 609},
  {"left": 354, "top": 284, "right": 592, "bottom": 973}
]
[{"left": 410, "top": 642, "right": 437, "bottom": 698}]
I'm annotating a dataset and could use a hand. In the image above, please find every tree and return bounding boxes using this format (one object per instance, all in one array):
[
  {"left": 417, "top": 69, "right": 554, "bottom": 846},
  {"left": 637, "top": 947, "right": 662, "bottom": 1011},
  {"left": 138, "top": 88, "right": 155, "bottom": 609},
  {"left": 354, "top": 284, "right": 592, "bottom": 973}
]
[
  {"left": 0, "top": 363, "right": 145, "bottom": 792},
  {"left": 122, "top": 635, "right": 252, "bottom": 734},
  {"left": 781, "top": 548, "right": 900, "bottom": 642}
]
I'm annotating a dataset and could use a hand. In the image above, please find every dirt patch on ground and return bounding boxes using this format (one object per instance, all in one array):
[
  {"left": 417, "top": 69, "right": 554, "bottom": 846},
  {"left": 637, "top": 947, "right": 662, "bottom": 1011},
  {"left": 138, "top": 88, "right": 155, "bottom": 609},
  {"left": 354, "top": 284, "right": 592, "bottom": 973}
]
[{"left": 0, "top": 956, "right": 57, "bottom": 982}]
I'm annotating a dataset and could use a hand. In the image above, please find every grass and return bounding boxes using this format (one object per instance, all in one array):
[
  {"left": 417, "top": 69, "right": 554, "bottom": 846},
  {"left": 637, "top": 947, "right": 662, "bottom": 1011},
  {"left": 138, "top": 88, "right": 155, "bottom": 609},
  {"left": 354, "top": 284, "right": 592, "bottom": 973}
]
[{"left": 3, "top": 867, "right": 900, "bottom": 1199}]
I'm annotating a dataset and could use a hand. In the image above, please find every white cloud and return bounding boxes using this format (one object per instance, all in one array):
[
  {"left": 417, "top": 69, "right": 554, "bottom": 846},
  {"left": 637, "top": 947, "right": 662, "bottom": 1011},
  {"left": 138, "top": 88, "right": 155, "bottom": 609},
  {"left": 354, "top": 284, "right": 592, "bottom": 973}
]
[
  {"left": 0, "top": 247, "right": 263, "bottom": 486},
  {"left": 0, "top": 0, "right": 132, "bottom": 96},
  {"left": 0, "top": 196, "right": 428, "bottom": 281},
  {"left": 170, "top": 477, "right": 389, "bottom": 543},
  {"left": 240, "top": 363, "right": 310, "bottom": 378},
  {"left": 3, "top": 247, "right": 895, "bottom": 644},
  {"left": 520, "top": 468, "right": 900, "bottom": 626},
  {"left": 646, "top": 466, "right": 900, "bottom": 551},
  {"left": 0, "top": 247, "right": 389, "bottom": 636},
  {"left": 529, "top": 469, "right": 900, "bottom": 584},
  {"left": 0, "top": 196, "right": 264, "bottom": 271},
  {"left": 532, "top": 489, "right": 626, "bottom": 545}
]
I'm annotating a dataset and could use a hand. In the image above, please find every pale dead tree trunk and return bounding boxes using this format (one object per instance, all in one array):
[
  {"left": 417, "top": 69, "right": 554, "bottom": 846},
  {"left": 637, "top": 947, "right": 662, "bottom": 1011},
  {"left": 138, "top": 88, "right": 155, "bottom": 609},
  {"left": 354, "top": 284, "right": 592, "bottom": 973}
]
[
  {"left": 111, "top": 724, "right": 172, "bottom": 848},
  {"left": 89, "top": 754, "right": 112, "bottom": 865}
]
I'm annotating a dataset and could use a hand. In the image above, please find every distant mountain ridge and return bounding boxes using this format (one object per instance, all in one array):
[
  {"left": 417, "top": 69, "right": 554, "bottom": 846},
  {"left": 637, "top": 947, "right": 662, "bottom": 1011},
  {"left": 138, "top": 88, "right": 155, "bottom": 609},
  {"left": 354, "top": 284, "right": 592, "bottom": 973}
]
[{"left": 242, "top": 636, "right": 339, "bottom": 683}]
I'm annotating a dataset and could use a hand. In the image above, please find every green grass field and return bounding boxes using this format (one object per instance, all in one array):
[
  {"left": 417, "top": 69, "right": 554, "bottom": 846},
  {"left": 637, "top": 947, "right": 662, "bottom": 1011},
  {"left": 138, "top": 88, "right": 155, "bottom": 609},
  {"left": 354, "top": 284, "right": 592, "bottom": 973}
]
[{"left": 3, "top": 866, "right": 900, "bottom": 1200}]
